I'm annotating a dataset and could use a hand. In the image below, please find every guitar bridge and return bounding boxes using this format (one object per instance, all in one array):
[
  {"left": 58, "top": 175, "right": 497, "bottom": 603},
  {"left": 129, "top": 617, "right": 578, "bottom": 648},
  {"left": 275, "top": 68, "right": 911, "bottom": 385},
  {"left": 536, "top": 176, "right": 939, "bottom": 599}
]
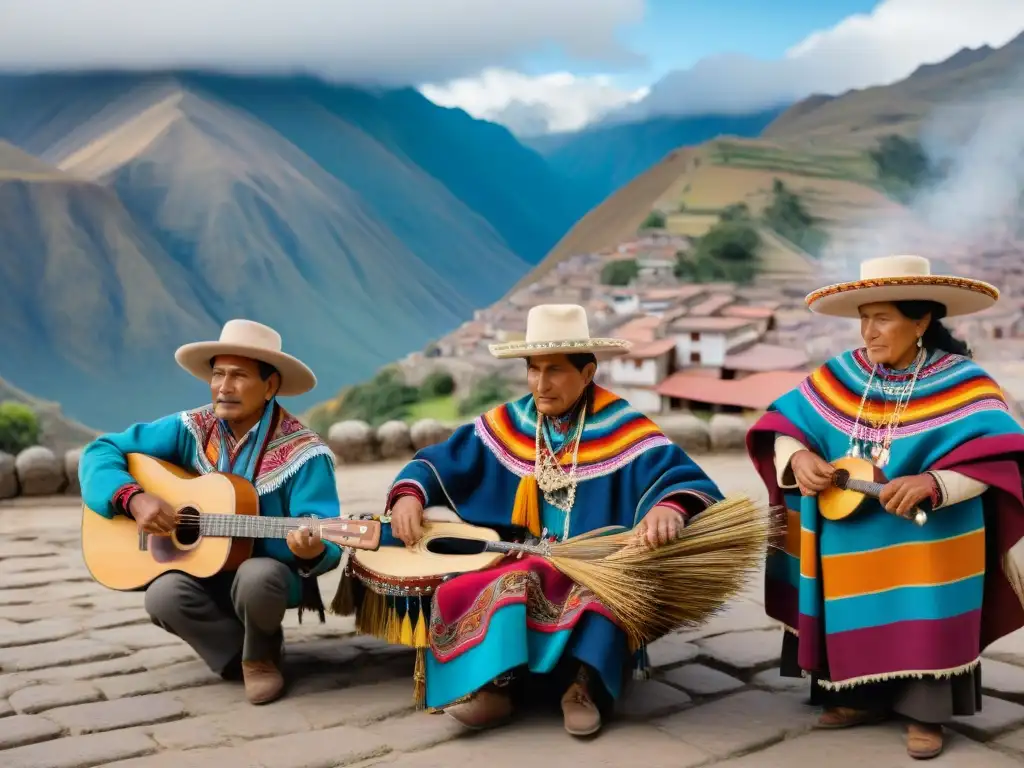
[{"left": 138, "top": 529, "right": 148, "bottom": 551}]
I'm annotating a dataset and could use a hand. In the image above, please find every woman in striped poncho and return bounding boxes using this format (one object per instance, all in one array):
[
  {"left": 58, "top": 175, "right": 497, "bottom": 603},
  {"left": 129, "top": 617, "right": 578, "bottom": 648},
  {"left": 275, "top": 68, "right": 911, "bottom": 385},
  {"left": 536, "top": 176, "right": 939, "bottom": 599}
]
[{"left": 747, "top": 255, "right": 1024, "bottom": 761}]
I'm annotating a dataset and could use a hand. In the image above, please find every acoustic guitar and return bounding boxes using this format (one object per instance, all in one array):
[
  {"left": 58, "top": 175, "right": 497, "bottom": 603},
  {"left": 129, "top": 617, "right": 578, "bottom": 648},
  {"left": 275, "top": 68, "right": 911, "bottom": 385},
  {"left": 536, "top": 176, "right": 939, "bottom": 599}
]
[
  {"left": 81, "top": 453, "right": 382, "bottom": 591},
  {"left": 817, "top": 455, "right": 928, "bottom": 526}
]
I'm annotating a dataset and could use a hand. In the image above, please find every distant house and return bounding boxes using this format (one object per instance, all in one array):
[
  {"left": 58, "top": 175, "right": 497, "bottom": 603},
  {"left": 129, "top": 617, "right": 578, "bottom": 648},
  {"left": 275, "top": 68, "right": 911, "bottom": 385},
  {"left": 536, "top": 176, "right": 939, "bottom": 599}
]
[
  {"left": 608, "top": 290, "right": 640, "bottom": 316},
  {"left": 721, "top": 304, "right": 779, "bottom": 334},
  {"left": 610, "top": 315, "right": 665, "bottom": 344},
  {"left": 636, "top": 253, "right": 676, "bottom": 281},
  {"left": 665, "top": 317, "right": 760, "bottom": 368},
  {"left": 638, "top": 285, "right": 707, "bottom": 316},
  {"left": 605, "top": 338, "right": 678, "bottom": 413},
  {"left": 688, "top": 293, "right": 736, "bottom": 317}
]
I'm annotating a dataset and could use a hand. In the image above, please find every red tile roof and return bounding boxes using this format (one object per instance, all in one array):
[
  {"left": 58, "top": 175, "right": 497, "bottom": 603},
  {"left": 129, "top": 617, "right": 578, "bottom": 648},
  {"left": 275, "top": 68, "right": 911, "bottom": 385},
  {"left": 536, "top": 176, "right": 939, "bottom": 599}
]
[
  {"left": 640, "top": 286, "right": 706, "bottom": 302},
  {"left": 723, "top": 343, "right": 809, "bottom": 372},
  {"left": 656, "top": 370, "right": 808, "bottom": 409},
  {"left": 722, "top": 305, "right": 777, "bottom": 319},
  {"left": 622, "top": 337, "right": 677, "bottom": 360},
  {"left": 612, "top": 315, "right": 663, "bottom": 342},
  {"left": 667, "top": 317, "right": 756, "bottom": 333}
]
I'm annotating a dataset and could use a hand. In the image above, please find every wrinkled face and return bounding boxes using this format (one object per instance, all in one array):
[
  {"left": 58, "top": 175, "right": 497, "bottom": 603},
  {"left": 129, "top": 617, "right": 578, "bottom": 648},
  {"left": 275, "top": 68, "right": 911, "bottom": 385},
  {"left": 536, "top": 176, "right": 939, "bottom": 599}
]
[
  {"left": 210, "top": 355, "right": 279, "bottom": 423},
  {"left": 859, "top": 302, "right": 929, "bottom": 367},
  {"left": 526, "top": 354, "right": 595, "bottom": 417}
]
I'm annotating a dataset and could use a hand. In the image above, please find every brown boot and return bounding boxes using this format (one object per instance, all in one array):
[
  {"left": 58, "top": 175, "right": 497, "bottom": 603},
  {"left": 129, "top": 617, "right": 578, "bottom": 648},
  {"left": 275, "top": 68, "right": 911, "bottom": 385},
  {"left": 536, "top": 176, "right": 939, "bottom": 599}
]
[
  {"left": 561, "top": 668, "right": 601, "bottom": 737},
  {"left": 445, "top": 689, "right": 513, "bottom": 730},
  {"left": 815, "top": 707, "right": 885, "bottom": 729},
  {"left": 906, "top": 723, "right": 944, "bottom": 760},
  {"left": 242, "top": 659, "right": 285, "bottom": 705}
]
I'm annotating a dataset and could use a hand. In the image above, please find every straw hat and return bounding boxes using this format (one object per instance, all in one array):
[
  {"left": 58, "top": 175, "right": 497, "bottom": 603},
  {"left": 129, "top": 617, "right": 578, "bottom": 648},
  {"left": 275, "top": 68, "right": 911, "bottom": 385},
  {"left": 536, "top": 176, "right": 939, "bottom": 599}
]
[
  {"left": 488, "top": 304, "right": 632, "bottom": 360},
  {"left": 805, "top": 254, "right": 998, "bottom": 318},
  {"left": 175, "top": 319, "right": 317, "bottom": 396}
]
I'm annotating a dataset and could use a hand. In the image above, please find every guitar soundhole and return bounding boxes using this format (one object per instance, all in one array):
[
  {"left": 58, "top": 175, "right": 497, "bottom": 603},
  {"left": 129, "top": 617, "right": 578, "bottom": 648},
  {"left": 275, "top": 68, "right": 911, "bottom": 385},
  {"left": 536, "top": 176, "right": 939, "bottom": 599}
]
[
  {"left": 174, "top": 506, "right": 201, "bottom": 547},
  {"left": 425, "top": 537, "right": 487, "bottom": 556}
]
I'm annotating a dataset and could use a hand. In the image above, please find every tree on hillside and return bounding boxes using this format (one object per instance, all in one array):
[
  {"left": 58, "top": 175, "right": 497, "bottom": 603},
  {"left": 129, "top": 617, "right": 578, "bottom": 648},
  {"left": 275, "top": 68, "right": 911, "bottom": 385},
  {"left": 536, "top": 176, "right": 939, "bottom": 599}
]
[
  {"left": 762, "top": 179, "right": 828, "bottom": 256},
  {"left": 600, "top": 259, "right": 640, "bottom": 286},
  {"left": 458, "top": 373, "right": 513, "bottom": 417},
  {"left": 720, "top": 202, "right": 751, "bottom": 222},
  {"left": 870, "top": 134, "right": 936, "bottom": 202},
  {"left": 337, "top": 368, "right": 420, "bottom": 427},
  {"left": 675, "top": 221, "right": 762, "bottom": 284},
  {"left": 420, "top": 370, "right": 456, "bottom": 398},
  {"left": 640, "top": 210, "right": 666, "bottom": 230},
  {"left": 0, "top": 401, "right": 40, "bottom": 454}
]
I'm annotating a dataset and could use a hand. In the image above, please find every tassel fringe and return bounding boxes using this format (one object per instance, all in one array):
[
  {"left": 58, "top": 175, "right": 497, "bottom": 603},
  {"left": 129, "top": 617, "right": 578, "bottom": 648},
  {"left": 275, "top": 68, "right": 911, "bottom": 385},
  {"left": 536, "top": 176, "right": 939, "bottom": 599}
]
[
  {"left": 632, "top": 642, "right": 651, "bottom": 681},
  {"left": 329, "top": 558, "right": 356, "bottom": 617},
  {"left": 345, "top": 586, "right": 433, "bottom": 707},
  {"left": 414, "top": 648, "right": 426, "bottom": 710},
  {"left": 814, "top": 659, "right": 980, "bottom": 690},
  {"left": 512, "top": 474, "right": 542, "bottom": 537}
]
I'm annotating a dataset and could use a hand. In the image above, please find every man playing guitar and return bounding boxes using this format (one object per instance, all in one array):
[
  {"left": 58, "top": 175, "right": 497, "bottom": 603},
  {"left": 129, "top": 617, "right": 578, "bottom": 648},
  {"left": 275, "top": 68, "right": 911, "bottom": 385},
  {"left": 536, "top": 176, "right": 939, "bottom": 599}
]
[{"left": 78, "top": 319, "right": 342, "bottom": 705}]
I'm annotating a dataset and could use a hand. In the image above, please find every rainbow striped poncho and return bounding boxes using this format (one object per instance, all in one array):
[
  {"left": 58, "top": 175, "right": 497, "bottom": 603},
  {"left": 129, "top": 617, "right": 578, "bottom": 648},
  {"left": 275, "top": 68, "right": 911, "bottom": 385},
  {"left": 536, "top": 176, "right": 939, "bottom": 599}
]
[
  {"left": 747, "top": 349, "right": 1024, "bottom": 690},
  {"left": 381, "top": 385, "right": 722, "bottom": 708}
]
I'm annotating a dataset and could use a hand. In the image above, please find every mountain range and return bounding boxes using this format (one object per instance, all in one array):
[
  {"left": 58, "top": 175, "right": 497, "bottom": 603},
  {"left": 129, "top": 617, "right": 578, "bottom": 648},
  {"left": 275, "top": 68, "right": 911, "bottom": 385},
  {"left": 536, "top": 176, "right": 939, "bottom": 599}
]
[
  {"left": 0, "top": 71, "right": 769, "bottom": 430},
  {"left": 2, "top": 32, "right": 1022, "bottom": 435}
]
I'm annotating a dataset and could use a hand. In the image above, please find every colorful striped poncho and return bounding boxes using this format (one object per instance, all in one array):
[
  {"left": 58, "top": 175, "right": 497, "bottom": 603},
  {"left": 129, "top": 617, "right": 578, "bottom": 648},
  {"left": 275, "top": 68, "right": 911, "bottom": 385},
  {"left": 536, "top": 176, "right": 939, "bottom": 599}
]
[
  {"left": 363, "top": 385, "right": 722, "bottom": 709},
  {"left": 747, "top": 349, "right": 1024, "bottom": 689}
]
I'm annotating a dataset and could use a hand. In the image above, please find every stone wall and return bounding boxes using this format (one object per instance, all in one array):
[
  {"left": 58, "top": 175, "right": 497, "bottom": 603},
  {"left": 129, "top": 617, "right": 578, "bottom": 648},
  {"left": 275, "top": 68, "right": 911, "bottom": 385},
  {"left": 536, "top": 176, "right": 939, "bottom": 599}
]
[
  {"left": 326, "top": 413, "right": 752, "bottom": 465},
  {"left": 0, "top": 445, "right": 81, "bottom": 500},
  {"left": 327, "top": 418, "right": 456, "bottom": 464},
  {"left": 18, "top": 399, "right": 1022, "bottom": 496}
]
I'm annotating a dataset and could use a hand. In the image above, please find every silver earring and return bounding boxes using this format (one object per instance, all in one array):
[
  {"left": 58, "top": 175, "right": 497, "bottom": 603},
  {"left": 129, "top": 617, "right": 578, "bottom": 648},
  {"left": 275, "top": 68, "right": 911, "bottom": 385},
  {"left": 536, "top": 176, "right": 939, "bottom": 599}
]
[{"left": 916, "top": 337, "right": 923, "bottom": 348}]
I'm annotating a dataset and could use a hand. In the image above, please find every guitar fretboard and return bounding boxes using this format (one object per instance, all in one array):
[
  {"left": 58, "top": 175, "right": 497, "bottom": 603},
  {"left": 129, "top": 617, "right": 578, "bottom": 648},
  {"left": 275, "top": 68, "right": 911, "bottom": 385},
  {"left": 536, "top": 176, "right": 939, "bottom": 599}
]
[
  {"left": 844, "top": 478, "right": 885, "bottom": 498},
  {"left": 195, "top": 514, "right": 321, "bottom": 540}
]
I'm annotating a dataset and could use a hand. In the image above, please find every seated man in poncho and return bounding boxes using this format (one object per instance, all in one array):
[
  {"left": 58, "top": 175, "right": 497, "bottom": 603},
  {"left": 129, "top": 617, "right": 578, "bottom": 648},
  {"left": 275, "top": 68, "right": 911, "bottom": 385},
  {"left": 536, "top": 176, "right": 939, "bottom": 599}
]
[{"left": 356, "top": 304, "right": 723, "bottom": 737}]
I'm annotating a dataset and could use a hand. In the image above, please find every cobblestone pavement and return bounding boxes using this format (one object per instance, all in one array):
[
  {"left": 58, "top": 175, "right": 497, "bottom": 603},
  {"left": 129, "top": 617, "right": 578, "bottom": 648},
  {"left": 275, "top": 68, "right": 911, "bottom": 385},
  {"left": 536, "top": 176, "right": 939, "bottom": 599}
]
[{"left": 2, "top": 455, "right": 1024, "bottom": 767}]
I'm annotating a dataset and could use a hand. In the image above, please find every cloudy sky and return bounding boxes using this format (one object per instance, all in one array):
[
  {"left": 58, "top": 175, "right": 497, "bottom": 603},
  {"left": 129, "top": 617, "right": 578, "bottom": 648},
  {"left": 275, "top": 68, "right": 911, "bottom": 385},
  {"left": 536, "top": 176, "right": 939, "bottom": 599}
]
[{"left": 1, "top": 0, "right": 1023, "bottom": 135}]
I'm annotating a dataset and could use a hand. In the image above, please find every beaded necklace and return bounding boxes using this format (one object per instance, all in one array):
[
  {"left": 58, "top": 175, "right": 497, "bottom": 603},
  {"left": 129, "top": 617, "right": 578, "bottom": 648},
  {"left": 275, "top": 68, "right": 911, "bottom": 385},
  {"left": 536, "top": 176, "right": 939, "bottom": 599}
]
[
  {"left": 847, "top": 345, "right": 926, "bottom": 467},
  {"left": 534, "top": 396, "right": 587, "bottom": 540}
]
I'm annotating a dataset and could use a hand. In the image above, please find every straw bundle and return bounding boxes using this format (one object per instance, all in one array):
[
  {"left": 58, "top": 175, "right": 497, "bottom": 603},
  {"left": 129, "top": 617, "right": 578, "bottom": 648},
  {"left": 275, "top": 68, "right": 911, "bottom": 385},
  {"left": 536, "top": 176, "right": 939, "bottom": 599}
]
[{"left": 546, "top": 495, "right": 778, "bottom": 646}]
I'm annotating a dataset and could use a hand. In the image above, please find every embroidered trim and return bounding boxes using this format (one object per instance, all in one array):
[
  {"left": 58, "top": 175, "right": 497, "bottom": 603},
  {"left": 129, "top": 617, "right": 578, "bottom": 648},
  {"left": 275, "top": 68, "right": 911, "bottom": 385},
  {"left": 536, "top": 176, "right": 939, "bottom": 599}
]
[
  {"left": 388, "top": 480, "right": 427, "bottom": 510},
  {"left": 112, "top": 483, "right": 143, "bottom": 516},
  {"left": 815, "top": 658, "right": 980, "bottom": 690},
  {"left": 489, "top": 338, "right": 631, "bottom": 357},
  {"left": 799, "top": 353, "right": 1009, "bottom": 441},
  {"left": 473, "top": 415, "right": 672, "bottom": 480},
  {"left": 179, "top": 405, "right": 332, "bottom": 495},
  {"left": 429, "top": 567, "right": 616, "bottom": 662},
  {"left": 806, "top": 276, "right": 998, "bottom": 308}
]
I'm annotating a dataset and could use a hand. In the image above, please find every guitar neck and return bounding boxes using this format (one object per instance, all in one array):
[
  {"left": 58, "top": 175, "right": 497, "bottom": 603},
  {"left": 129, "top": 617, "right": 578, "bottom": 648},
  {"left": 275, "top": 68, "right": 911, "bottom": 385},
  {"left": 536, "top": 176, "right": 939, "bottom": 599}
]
[
  {"left": 196, "top": 514, "right": 319, "bottom": 540},
  {"left": 844, "top": 478, "right": 884, "bottom": 499}
]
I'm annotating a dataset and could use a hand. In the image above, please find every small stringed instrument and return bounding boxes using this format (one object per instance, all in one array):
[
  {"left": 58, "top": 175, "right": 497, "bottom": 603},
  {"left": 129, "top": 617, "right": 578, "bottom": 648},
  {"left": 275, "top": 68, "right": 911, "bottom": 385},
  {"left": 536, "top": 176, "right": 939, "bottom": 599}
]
[
  {"left": 351, "top": 509, "right": 627, "bottom": 599},
  {"left": 82, "top": 453, "right": 381, "bottom": 591},
  {"left": 818, "top": 455, "right": 928, "bottom": 526}
]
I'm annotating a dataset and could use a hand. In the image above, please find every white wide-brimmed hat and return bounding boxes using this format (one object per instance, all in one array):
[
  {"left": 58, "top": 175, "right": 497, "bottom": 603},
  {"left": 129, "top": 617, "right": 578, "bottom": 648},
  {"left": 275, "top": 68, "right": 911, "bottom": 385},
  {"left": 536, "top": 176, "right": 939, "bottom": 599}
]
[
  {"left": 174, "top": 319, "right": 317, "bottom": 396},
  {"left": 488, "top": 304, "right": 632, "bottom": 360},
  {"left": 805, "top": 254, "right": 998, "bottom": 318}
]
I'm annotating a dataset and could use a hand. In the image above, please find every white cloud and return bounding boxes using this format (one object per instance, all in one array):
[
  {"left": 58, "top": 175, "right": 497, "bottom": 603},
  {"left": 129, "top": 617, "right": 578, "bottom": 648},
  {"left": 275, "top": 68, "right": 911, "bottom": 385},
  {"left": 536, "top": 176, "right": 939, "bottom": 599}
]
[
  {"left": 0, "top": 0, "right": 645, "bottom": 84},
  {"left": 415, "top": 0, "right": 1024, "bottom": 136},
  {"left": 421, "top": 69, "right": 648, "bottom": 135},
  {"left": 631, "top": 0, "right": 1024, "bottom": 119}
]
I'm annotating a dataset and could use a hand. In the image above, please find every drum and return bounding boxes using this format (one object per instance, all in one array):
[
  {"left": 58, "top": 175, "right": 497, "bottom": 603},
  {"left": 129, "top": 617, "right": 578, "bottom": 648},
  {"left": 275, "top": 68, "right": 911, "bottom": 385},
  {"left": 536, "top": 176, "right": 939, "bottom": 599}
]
[{"left": 347, "top": 509, "right": 505, "bottom": 650}]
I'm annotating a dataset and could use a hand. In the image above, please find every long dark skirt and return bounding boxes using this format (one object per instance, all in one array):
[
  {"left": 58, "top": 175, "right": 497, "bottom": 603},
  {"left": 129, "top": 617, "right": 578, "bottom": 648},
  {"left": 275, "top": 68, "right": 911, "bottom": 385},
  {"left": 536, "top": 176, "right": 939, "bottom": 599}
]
[{"left": 780, "top": 632, "right": 981, "bottom": 724}]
